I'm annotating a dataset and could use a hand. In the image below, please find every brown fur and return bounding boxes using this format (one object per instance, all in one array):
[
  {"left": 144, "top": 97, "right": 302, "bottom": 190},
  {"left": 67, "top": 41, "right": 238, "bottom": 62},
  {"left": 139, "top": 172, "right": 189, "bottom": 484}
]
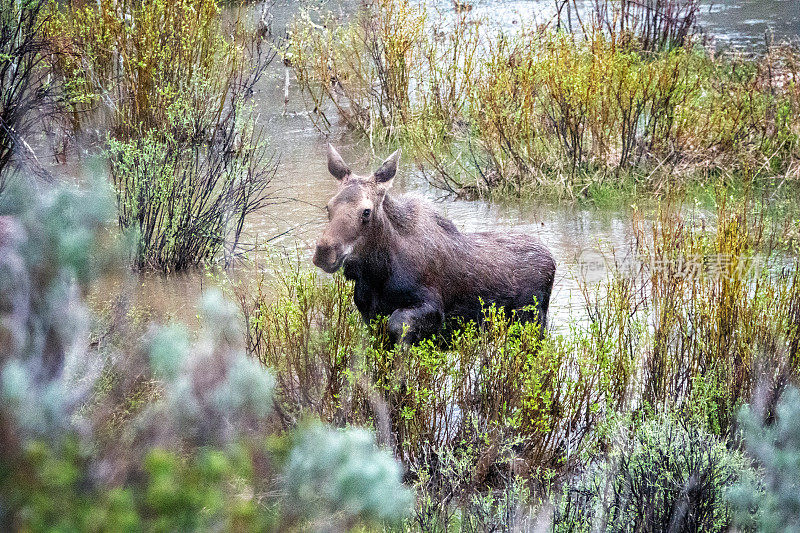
[{"left": 313, "top": 145, "right": 555, "bottom": 345}]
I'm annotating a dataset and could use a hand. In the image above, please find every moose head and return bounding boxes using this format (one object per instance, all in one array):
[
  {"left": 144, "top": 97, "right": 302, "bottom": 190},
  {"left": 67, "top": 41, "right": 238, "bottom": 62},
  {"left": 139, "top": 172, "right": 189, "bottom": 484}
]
[{"left": 312, "top": 144, "right": 401, "bottom": 273}]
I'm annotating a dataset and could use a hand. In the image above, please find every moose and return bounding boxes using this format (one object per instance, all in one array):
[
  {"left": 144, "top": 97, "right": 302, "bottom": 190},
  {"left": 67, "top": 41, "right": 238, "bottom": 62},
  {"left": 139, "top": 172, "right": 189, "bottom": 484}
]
[{"left": 313, "top": 145, "right": 556, "bottom": 345}]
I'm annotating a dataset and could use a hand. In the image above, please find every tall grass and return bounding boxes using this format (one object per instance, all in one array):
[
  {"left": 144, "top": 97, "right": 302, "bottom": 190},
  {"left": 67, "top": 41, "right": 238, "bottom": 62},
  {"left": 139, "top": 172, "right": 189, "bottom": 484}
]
[
  {"left": 567, "top": 0, "right": 701, "bottom": 51},
  {"left": 290, "top": 0, "right": 426, "bottom": 141},
  {"left": 628, "top": 197, "right": 800, "bottom": 433},
  {"left": 574, "top": 191, "right": 800, "bottom": 435},
  {"left": 554, "top": 416, "right": 753, "bottom": 532},
  {"left": 233, "top": 256, "right": 635, "bottom": 501},
  {"left": 290, "top": 0, "right": 800, "bottom": 199},
  {"left": 230, "top": 186, "right": 799, "bottom": 524}
]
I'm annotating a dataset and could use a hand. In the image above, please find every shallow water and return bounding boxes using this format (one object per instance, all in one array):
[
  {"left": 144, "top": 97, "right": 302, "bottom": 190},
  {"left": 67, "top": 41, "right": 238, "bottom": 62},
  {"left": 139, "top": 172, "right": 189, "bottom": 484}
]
[
  {"left": 78, "top": 0, "right": 795, "bottom": 329},
  {"left": 423, "top": 0, "right": 800, "bottom": 46}
]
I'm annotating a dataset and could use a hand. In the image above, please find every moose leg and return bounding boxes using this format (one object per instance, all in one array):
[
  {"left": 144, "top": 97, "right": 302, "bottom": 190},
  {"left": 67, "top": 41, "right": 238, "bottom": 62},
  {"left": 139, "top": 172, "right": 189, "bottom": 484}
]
[{"left": 388, "top": 302, "right": 444, "bottom": 346}]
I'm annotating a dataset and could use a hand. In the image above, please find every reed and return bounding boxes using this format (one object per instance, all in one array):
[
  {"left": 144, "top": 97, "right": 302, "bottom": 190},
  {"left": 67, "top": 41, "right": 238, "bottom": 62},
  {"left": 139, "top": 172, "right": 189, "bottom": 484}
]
[
  {"left": 586, "top": 193, "right": 800, "bottom": 434},
  {"left": 290, "top": 0, "right": 425, "bottom": 142},
  {"left": 562, "top": 0, "right": 702, "bottom": 51}
]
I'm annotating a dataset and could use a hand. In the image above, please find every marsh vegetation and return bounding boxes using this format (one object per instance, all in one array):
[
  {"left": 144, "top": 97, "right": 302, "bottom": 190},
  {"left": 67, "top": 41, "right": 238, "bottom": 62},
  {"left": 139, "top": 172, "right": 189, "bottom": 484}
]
[
  {"left": 291, "top": 0, "right": 799, "bottom": 198},
  {"left": 0, "top": 0, "right": 799, "bottom": 531}
]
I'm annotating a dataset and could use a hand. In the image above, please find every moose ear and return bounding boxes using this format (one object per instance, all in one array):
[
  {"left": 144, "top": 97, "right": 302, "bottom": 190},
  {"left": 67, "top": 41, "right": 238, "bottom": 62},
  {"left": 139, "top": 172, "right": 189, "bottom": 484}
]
[
  {"left": 327, "top": 144, "right": 351, "bottom": 180},
  {"left": 374, "top": 148, "right": 401, "bottom": 185}
]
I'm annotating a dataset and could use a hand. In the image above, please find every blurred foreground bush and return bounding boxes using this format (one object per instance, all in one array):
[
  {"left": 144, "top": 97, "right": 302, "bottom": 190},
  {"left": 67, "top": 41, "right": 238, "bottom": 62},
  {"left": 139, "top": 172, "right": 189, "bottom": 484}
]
[
  {"left": 0, "top": 182, "right": 411, "bottom": 531},
  {"left": 729, "top": 385, "right": 800, "bottom": 532}
]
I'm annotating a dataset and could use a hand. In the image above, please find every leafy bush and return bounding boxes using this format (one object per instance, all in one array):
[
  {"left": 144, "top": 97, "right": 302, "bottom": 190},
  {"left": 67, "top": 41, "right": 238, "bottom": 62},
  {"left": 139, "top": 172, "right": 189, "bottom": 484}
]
[
  {"left": 45, "top": 0, "right": 278, "bottom": 271},
  {"left": 234, "top": 256, "right": 364, "bottom": 426},
  {"left": 107, "top": 123, "right": 276, "bottom": 271},
  {"left": 554, "top": 417, "right": 755, "bottom": 532},
  {"left": 728, "top": 385, "right": 800, "bottom": 532},
  {"left": 0, "top": 180, "right": 113, "bottom": 387},
  {"left": 285, "top": 423, "right": 413, "bottom": 527},
  {"left": 235, "top": 255, "right": 634, "bottom": 499},
  {"left": 290, "top": 0, "right": 800, "bottom": 198},
  {"left": 44, "top": 0, "right": 270, "bottom": 140},
  {"left": 410, "top": 436, "right": 536, "bottom": 532}
]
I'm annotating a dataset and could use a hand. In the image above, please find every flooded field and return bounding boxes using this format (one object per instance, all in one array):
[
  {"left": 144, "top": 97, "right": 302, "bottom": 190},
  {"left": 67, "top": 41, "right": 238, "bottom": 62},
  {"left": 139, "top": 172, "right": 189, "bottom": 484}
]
[{"left": 77, "top": 0, "right": 797, "bottom": 327}]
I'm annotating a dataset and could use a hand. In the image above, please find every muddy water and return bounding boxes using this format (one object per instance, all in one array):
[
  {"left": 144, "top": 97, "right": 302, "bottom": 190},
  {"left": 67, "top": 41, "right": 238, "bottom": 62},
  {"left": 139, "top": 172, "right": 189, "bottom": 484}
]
[
  {"left": 89, "top": 0, "right": 792, "bottom": 330},
  {"left": 424, "top": 0, "right": 800, "bottom": 46}
]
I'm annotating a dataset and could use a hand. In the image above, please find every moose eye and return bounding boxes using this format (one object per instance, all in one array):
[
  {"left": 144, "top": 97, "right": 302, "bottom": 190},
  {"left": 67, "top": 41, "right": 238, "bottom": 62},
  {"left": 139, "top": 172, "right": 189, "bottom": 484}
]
[{"left": 361, "top": 208, "right": 371, "bottom": 221}]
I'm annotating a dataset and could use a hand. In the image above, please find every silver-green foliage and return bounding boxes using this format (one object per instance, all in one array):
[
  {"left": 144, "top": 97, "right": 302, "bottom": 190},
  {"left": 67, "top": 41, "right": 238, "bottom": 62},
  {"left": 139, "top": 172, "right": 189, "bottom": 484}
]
[
  {"left": 0, "top": 182, "right": 411, "bottom": 529},
  {"left": 554, "top": 417, "right": 755, "bottom": 532},
  {"left": 285, "top": 423, "right": 413, "bottom": 525},
  {"left": 0, "top": 180, "right": 113, "bottom": 438},
  {"left": 147, "top": 289, "right": 276, "bottom": 445},
  {"left": 728, "top": 386, "right": 800, "bottom": 532}
]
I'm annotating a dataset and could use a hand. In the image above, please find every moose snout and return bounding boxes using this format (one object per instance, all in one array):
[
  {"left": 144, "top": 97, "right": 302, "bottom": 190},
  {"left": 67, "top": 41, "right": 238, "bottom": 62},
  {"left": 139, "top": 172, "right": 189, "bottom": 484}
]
[{"left": 312, "top": 240, "right": 342, "bottom": 273}]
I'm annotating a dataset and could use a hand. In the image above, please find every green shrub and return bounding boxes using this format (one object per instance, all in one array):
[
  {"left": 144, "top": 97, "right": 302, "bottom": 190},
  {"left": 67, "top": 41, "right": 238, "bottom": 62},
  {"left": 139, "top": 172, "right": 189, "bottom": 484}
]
[
  {"left": 45, "top": 0, "right": 278, "bottom": 271},
  {"left": 554, "top": 417, "right": 755, "bottom": 532},
  {"left": 236, "top": 257, "right": 634, "bottom": 492},
  {"left": 0, "top": 179, "right": 113, "bottom": 389},
  {"left": 290, "top": 0, "right": 800, "bottom": 199},
  {"left": 107, "top": 122, "right": 276, "bottom": 271},
  {"left": 409, "top": 435, "right": 536, "bottom": 532},
  {"left": 44, "top": 0, "right": 266, "bottom": 139},
  {"left": 285, "top": 423, "right": 413, "bottom": 527}
]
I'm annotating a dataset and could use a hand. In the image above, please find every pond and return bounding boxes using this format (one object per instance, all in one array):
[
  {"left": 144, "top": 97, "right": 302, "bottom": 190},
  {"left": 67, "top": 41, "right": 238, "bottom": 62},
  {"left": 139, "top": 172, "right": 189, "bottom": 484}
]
[{"left": 84, "top": 0, "right": 795, "bottom": 330}]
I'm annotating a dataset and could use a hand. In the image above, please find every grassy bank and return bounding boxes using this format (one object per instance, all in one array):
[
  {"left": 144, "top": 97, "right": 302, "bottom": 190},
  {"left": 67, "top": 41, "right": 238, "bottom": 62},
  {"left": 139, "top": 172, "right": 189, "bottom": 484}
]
[{"left": 290, "top": 0, "right": 800, "bottom": 200}]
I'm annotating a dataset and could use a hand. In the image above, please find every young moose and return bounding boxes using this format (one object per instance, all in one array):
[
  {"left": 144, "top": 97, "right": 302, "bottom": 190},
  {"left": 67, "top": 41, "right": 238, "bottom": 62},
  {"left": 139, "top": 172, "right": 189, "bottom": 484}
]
[{"left": 313, "top": 145, "right": 556, "bottom": 345}]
